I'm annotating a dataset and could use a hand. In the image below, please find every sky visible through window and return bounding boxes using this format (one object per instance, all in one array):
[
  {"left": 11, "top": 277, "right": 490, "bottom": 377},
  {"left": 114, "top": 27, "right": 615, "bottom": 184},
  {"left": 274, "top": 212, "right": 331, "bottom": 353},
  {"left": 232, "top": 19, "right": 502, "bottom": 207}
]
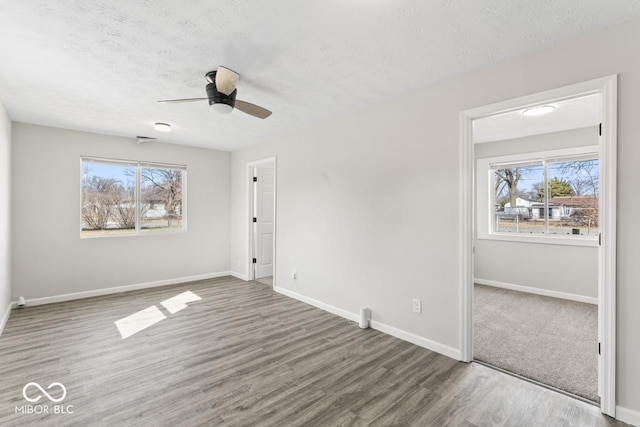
[{"left": 82, "top": 163, "right": 134, "bottom": 187}]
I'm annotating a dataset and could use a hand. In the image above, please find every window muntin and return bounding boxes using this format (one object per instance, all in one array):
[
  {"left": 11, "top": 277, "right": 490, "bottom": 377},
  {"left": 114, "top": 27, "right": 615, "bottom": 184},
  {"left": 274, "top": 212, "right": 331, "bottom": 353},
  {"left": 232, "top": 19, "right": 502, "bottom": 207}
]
[
  {"left": 491, "top": 155, "right": 598, "bottom": 238},
  {"left": 81, "top": 158, "right": 186, "bottom": 237}
]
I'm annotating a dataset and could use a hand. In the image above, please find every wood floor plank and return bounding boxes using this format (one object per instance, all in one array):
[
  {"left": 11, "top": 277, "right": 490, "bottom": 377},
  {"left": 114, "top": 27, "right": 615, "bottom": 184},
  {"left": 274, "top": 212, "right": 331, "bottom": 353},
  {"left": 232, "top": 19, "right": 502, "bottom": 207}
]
[{"left": 0, "top": 276, "right": 628, "bottom": 426}]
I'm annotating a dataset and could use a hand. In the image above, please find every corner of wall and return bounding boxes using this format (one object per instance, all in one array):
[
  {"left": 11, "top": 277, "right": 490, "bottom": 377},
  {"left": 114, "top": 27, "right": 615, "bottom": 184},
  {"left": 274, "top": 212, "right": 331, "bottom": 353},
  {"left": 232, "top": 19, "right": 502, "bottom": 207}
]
[
  {"left": 0, "top": 99, "right": 12, "bottom": 335},
  {"left": 0, "top": 302, "right": 11, "bottom": 336},
  {"left": 230, "top": 271, "right": 248, "bottom": 281}
]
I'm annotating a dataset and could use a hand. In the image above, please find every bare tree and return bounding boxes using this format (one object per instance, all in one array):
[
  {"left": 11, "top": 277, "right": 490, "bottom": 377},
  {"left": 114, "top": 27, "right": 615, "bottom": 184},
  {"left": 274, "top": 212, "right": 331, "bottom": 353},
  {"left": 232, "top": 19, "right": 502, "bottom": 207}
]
[
  {"left": 81, "top": 176, "right": 120, "bottom": 230},
  {"left": 112, "top": 185, "right": 136, "bottom": 229},
  {"left": 570, "top": 179, "right": 591, "bottom": 197},
  {"left": 553, "top": 160, "right": 599, "bottom": 196},
  {"left": 140, "top": 168, "right": 183, "bottom": 227},
  {"left": 494, "top": 168, "right": 522, "bottom": 207}
]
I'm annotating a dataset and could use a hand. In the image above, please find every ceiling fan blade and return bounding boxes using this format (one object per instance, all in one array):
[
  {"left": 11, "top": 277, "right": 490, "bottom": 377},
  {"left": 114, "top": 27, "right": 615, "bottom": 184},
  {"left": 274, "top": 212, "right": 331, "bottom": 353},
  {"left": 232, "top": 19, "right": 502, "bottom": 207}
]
[
  {"left": 158, "top": 98, "right": 208, "bottom": 104},
  {"left": 235, "top": 100, "right": 272, "bottom": 119},
  {"left": 215, "top": 66, "right": 239, "bottom": 96}
]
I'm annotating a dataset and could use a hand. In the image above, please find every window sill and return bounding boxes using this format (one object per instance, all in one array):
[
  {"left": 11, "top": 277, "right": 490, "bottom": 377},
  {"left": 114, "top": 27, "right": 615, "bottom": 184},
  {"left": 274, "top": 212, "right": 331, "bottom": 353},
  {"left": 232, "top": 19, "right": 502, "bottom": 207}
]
[
  {"left": 477, "top": 232, "right": 598, "bottom": 247},
  {"left": 80, "top": 229, "right": 187, "bottom": 239}
]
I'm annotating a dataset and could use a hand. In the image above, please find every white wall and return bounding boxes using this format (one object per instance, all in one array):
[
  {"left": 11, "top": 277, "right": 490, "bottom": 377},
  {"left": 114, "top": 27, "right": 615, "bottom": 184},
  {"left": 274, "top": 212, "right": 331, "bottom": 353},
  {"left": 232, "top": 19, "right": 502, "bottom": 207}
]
[
  {"left": 12, "top": 124, "right": 230, "bottom": 300},
  {"left": 474, "top": 240, "right": 597, "bottom": 300},
  {"left": 474, "top": 126, "right": 599, "bottom": 158},
  {"left": 0, "top": 100, "right": 11, "bottom": 332},
  {"left": 230, "top": 18, "right": 640, "bottom": 413},
  {"left": 475, "top": 127, "right": 599, "bottom": 299}
]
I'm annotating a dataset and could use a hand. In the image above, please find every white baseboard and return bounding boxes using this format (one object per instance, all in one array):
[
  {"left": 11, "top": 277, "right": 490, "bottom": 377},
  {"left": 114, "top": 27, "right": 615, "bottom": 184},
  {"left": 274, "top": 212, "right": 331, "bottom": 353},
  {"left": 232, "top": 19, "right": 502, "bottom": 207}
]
[
  {"left": 14, "top": 271, "right": 232, "bottom": 307},
  {"left": 274, "top": 286, "right": 360, "bottom": 323},
  {"left": 0, "top": 303, "right": 11, "bottom": 336},
  {"left": 369, "top": 319, "right": 461, "bottom": 360},
  {"left": 273, "top": 286, "right": 460, "bottom": 361},
  {"left": 474, "top": 278, "right": 598, "bottom": 305},
  {"left": 230, "top": 271, "right": 249, "bottom": 281},
  {"left": 616, "top": 406, "right": 640, "bottom": 426}
]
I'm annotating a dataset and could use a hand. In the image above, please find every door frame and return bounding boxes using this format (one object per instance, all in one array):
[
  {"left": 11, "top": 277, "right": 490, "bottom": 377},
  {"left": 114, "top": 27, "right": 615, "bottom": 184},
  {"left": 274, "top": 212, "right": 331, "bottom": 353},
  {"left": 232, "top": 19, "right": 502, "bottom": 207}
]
[
  {"left": 458, "top": 75, "right": 617, "bottom": 416},
  {"left": 247, "top": 157, "right": 277, "bottom": 284}
]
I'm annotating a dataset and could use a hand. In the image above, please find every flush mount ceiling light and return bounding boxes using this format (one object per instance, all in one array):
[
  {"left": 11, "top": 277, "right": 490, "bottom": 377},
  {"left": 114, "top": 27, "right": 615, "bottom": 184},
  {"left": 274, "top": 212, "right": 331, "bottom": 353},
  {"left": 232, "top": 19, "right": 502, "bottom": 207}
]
[
  {"left": 522, "top": 105, "right": 556, "bottom": 117},
  {"left": 154, "top": 122, "right": 171, "bottom": 132}
]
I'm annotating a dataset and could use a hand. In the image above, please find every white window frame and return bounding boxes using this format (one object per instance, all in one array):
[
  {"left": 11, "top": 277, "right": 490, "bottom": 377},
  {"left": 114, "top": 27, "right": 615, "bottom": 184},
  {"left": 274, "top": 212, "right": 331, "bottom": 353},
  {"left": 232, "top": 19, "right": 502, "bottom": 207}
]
[
  {"left": 80, "top": 156, "right": 187, "bottom": 238},
  {"left": 477, "top": 146, "right": 599, "bottom": 247}
]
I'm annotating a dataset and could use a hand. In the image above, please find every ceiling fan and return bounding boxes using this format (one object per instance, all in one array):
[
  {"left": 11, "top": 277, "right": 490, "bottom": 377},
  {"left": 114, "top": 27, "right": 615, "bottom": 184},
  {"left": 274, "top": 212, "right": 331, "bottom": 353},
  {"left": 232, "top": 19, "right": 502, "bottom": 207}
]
[{"left": 158, "top": 66, "right": 272, "bottom": 119}]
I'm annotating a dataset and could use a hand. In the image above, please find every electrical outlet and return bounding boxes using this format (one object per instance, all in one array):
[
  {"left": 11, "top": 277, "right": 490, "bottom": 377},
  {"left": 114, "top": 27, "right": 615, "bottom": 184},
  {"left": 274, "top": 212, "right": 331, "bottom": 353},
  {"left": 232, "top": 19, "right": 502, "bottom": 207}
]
[
  {"left": 412, "top": 299, "right": 422, "bottom": 314},
  {"left": 292, "top": 268, "right": 297, "bottom": 280}
]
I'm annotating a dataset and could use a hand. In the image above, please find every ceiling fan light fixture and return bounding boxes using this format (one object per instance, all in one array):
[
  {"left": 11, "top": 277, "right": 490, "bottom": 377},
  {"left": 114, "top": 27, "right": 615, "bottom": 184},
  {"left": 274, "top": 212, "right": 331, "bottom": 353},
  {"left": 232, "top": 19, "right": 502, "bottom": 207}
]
[
  {"left": 211, "top": 103, "right": 233, "bottom": 114},
  {"left": 154, "top": 122, "right": 171, "bottom": 132},
  {"left": 522, "top": 105, "right": 556, "bottom": 117}
]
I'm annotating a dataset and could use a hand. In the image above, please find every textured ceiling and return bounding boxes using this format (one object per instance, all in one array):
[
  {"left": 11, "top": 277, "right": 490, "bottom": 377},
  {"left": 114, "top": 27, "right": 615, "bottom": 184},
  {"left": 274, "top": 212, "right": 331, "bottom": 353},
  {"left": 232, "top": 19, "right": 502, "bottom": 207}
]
[{"left": 0, "top": 1, "right": 639, "bottom": 151}]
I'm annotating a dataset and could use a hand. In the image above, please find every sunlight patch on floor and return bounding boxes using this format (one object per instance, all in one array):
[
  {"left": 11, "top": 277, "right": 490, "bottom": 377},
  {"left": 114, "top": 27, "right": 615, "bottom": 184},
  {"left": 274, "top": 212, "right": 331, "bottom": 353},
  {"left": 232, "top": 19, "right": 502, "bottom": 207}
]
[
  {"left": 114, "top": 291, "right": 203, "bottom": 339},
  {"left": 160, "top": 291, "right": 202, "bottom": 314},
  {"left": 115, "top": 305, "right": 167, "bottom": 339}
]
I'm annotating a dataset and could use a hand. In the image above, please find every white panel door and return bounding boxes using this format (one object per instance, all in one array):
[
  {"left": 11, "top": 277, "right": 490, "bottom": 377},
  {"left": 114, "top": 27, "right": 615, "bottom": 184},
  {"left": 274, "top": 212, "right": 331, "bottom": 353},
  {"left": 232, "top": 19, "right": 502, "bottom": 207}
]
[{"left": 255, "top": 166, "right": 274, "bottom": 279}]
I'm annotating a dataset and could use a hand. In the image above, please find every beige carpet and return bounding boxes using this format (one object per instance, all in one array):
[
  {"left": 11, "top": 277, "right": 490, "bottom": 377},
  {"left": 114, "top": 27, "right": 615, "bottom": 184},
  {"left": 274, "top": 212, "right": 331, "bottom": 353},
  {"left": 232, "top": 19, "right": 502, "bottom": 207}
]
[{"left": 474, "top": 284, "right": 598, "bottom": 402}]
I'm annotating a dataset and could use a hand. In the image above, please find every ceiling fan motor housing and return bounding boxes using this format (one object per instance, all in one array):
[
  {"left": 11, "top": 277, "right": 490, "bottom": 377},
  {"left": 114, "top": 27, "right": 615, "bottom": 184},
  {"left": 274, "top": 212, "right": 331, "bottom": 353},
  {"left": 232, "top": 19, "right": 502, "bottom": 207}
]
[
  {"left": 205, "top": 71, "right": 236, "bottom": 110},
  {"left": 206, "top": 83, "right": 237, "bottom": 108}
]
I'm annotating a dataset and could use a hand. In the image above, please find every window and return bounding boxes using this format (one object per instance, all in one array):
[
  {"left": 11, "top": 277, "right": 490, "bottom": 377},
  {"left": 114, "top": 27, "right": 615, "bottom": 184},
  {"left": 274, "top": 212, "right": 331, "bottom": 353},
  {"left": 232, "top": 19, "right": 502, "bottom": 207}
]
[
  {"left": 492, "top": 155, "right": 598, "bottom": 237},
  {"left": 477, "top": 147, "right": 599, "bottom": 245},
  {"left": 81, "top": 158, "right": 186, "bottom": 237}
]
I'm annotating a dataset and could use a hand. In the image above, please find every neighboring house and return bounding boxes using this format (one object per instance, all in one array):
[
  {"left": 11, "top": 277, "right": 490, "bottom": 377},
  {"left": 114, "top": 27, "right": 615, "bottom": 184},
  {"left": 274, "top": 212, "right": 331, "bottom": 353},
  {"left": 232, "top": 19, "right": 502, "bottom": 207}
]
[
  {"left": 501, "top": 197, "right": 558, "bottom": 220},
  {"left": 550, "top": 196, "right": 599, "bottom": 226},
  {"left": 503, "top": 196, "right": 597, "bottom": 221},
  {"left": 505, "top": 197, "right": 536, "bottom": 209},
  {"left": 548, "top": 196, "right": 598, "bottom": 216},
  {"left": 142, "top": 193, "right": 166, "bottom": 218},
  {"left": 528, "top": 202, "right": 565, "bottom": 220},
  {"left": 142, "top": 192, "right": 164, "bottom": 211}
]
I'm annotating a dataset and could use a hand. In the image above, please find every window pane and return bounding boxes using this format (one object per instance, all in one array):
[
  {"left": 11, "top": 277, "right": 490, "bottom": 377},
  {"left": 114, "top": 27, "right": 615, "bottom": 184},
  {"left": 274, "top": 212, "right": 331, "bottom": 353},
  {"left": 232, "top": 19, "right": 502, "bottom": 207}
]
[
  {"left": 546, "top": 159, "right": 599, "bottom": 236},
  {"left": 493, "top": 164, "right": 545, "bottom": 234},
  {"left": 81, "top": 161, "right": 136, "bottom": 236},
  {"left": 140, "top": 167, "right": 184, "bottom": 232}
]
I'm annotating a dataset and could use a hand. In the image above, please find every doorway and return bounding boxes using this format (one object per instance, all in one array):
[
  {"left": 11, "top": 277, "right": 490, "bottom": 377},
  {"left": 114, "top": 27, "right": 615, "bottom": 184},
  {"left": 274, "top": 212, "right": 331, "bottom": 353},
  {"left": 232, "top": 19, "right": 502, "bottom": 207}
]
[
  {"left": 459, "top": 76, "right": 617, "bottom": 416},
  {"left": 248, "top": 157, "right": 276, "bottom": 286}
]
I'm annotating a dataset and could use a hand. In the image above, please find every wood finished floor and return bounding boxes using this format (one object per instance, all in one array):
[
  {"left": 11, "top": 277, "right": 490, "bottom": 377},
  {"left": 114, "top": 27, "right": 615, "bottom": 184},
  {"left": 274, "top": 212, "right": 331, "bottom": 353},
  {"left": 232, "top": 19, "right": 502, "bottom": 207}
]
[{"left": 0, "top": 277, "right": 627, "bottom": 426}]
